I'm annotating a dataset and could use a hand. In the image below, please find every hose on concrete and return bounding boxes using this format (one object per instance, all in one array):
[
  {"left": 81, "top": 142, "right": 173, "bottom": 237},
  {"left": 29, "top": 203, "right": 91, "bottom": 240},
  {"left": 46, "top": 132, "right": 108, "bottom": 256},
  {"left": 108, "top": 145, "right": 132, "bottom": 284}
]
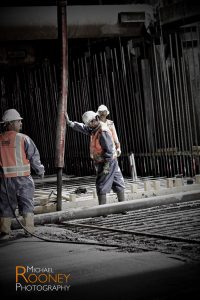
[{"left": 0, "top": 167, "right": 117, "bottom": 247}]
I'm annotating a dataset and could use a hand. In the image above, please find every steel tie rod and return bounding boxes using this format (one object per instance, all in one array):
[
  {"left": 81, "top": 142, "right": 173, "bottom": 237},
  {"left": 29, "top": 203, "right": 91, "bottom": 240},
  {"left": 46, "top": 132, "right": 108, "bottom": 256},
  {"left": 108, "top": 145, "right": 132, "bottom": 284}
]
[{"left": 62, "top": 222, "right": 200, "bottom": 245}]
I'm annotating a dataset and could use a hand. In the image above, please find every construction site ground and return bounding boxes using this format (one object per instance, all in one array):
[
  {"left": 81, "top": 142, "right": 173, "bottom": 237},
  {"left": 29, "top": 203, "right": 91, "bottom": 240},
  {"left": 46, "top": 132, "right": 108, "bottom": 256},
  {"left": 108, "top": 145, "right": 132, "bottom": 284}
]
[{"left": 0, "top": 175, "right": 200, "bottom": 300}]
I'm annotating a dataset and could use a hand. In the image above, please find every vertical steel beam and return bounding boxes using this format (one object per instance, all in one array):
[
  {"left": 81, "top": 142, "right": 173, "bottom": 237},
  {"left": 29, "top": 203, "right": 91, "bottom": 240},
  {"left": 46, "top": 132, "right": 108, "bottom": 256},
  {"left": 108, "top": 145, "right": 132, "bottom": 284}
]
[{"left": 55, "top": 0, "right": 68, "bottom": 211}]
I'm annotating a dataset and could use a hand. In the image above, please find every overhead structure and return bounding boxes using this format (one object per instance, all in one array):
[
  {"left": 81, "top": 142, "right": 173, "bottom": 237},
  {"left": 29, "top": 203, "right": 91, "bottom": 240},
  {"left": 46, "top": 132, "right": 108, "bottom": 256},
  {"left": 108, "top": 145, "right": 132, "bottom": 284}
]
[
  {"left": 159, "top": 1, "right": 200, "bottom": 27},
  {"left": 0, "top": 4, "right": 154, "bottom": 40}
]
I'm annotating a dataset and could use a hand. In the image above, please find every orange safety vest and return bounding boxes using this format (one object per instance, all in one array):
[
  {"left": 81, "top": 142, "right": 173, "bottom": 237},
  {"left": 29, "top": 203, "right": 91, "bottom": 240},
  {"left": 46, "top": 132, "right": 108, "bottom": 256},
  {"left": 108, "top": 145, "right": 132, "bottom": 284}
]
[
  {"left": 90, "top": 125, "right": 116, "bottom": 162},
  {"left": 0, "top": 131, "right": 30, "bottom": 177}
]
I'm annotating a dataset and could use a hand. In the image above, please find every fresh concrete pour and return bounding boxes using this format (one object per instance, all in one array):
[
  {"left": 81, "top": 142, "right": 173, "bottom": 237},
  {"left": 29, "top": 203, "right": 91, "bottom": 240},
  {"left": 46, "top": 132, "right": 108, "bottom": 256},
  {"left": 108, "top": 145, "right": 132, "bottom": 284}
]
[{"left": 1, "top": 175, "right": 200, "bottom": 299}]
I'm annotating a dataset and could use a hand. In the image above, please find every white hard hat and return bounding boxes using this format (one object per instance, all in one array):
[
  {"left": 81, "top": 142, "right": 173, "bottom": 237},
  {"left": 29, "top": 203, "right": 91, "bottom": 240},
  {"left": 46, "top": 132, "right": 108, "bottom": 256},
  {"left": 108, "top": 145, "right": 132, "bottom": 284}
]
[
  {"left": 82, "top": 111, "right": 98, "bottom": 125},
  {"left": 97, "top": 104, "right": 110, "bottom": 116},
  {"left": 1, "top": 109, "right": 23, "bottom": 123}
]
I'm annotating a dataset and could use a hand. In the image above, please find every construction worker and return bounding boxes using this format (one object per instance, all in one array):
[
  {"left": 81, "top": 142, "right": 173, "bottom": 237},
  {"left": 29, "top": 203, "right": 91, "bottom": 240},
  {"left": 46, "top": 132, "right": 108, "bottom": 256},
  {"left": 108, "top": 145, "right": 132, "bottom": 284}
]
[
  {"left": 66, "top": 111, "right": 125, "bottom": 205},
  {"left": 0, "top": 109, "right": 45, "bottom": 240},
  {"left": 97, "top": 104, "right": 121, "bottom": 157}
]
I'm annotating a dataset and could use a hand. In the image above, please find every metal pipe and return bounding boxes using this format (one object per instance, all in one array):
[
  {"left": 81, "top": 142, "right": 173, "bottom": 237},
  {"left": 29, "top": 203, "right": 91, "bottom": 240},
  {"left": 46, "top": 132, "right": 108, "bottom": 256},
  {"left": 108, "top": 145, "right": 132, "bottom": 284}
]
[
  {"left": 11, "top": 191, "right": 200, "bottom": 229},
  {"left": 55, "top": 0, "right": 68, "bottom": 211}
]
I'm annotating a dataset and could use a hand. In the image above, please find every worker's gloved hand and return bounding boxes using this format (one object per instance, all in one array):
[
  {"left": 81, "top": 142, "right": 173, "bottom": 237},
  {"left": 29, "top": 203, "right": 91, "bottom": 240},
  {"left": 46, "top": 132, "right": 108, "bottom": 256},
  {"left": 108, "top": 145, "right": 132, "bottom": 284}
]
[
  {"left": 65, "top": 112, "right": 74, "bottom": 127},
  {"left": 116, "top": 148, "right": 121, "bottom": 157},
  {"left": 65, "top": 112, "right": 70, "bottom": 123},
  {"left": 103, "top": 162, "right": 110, "bottom": 175}
]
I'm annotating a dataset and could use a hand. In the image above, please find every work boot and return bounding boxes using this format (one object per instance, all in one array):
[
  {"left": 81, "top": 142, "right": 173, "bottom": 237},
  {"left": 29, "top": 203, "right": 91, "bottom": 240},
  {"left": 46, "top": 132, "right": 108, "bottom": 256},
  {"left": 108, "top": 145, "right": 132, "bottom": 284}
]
[
  {"left": 117, "top": 191, "right": 127, "bottom": 215},
  {"left": 98, "top": 194, "right": 107, "bottom": 205},
  {"left": 117, "top": 190, "right": 125, "bottom": 202},
  {"left": 0, "top": 217, "right": 11, "bottom": 240},
  {"left": 22, "top": 213, "right": 34, "bottom": 236}
]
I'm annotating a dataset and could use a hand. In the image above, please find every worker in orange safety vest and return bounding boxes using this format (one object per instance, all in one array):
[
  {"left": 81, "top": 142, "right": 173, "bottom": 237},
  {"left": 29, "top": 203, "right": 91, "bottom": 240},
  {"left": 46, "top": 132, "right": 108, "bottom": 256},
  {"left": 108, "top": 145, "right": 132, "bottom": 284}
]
[
  {"left": 66, "top": 111, "right": 125, "bottom": 205},
  {"left": 0, "top": 109, "right": 44, "bottom": 240}
]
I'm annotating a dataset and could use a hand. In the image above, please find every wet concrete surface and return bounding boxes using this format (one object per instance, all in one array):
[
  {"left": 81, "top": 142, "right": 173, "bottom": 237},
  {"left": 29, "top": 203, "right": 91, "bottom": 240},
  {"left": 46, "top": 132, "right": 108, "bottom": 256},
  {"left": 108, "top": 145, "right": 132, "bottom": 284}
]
[
  {"left": 0, "top": 231, "right": 200, "bottom": 300},
  {"left": 2, "top": 178, "right": 200, "bottom": 299}
]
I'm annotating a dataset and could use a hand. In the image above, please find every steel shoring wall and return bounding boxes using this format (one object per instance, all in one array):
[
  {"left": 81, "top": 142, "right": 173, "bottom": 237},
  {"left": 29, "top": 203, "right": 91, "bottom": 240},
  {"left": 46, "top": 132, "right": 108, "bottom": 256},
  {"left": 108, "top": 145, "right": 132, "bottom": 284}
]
[
  {"left": 65, "top": 29, "right": 200, "bottom": 177},
  {"left": 0, "top": 28, "right": 200, "bottom": 177}
]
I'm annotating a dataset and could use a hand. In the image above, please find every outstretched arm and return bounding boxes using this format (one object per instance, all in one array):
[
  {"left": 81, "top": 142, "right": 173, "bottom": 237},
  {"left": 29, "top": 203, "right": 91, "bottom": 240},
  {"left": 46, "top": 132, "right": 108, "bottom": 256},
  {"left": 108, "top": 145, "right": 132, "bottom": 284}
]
[{"left": 65, "top": 112, "right": 92, "bottom": 135}]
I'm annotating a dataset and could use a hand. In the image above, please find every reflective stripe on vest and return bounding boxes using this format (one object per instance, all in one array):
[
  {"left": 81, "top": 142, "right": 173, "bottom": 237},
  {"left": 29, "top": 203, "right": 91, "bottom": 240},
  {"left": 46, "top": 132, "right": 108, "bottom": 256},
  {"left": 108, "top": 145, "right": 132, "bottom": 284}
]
[{"left": 0, "top": 131, "right": 30, "bottom": 177}]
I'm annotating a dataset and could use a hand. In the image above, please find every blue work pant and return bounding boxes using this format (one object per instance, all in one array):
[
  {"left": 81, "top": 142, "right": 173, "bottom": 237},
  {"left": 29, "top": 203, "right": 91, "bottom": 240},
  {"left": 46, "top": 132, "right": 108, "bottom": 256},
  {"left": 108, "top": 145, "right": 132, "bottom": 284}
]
[
  {"left": 0, "top": 176, "right": 35, "bottom": 217},
  {"left": 95, "top": 159, "right": 125, "bottom": 195}
]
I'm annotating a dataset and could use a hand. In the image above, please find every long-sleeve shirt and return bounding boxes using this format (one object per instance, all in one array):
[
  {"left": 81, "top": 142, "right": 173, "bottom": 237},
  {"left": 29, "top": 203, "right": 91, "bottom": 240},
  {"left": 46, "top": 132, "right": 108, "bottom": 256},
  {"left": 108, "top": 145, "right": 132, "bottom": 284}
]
[{"left": 24, "top": 135, "right": 44, "bottom": 175}]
